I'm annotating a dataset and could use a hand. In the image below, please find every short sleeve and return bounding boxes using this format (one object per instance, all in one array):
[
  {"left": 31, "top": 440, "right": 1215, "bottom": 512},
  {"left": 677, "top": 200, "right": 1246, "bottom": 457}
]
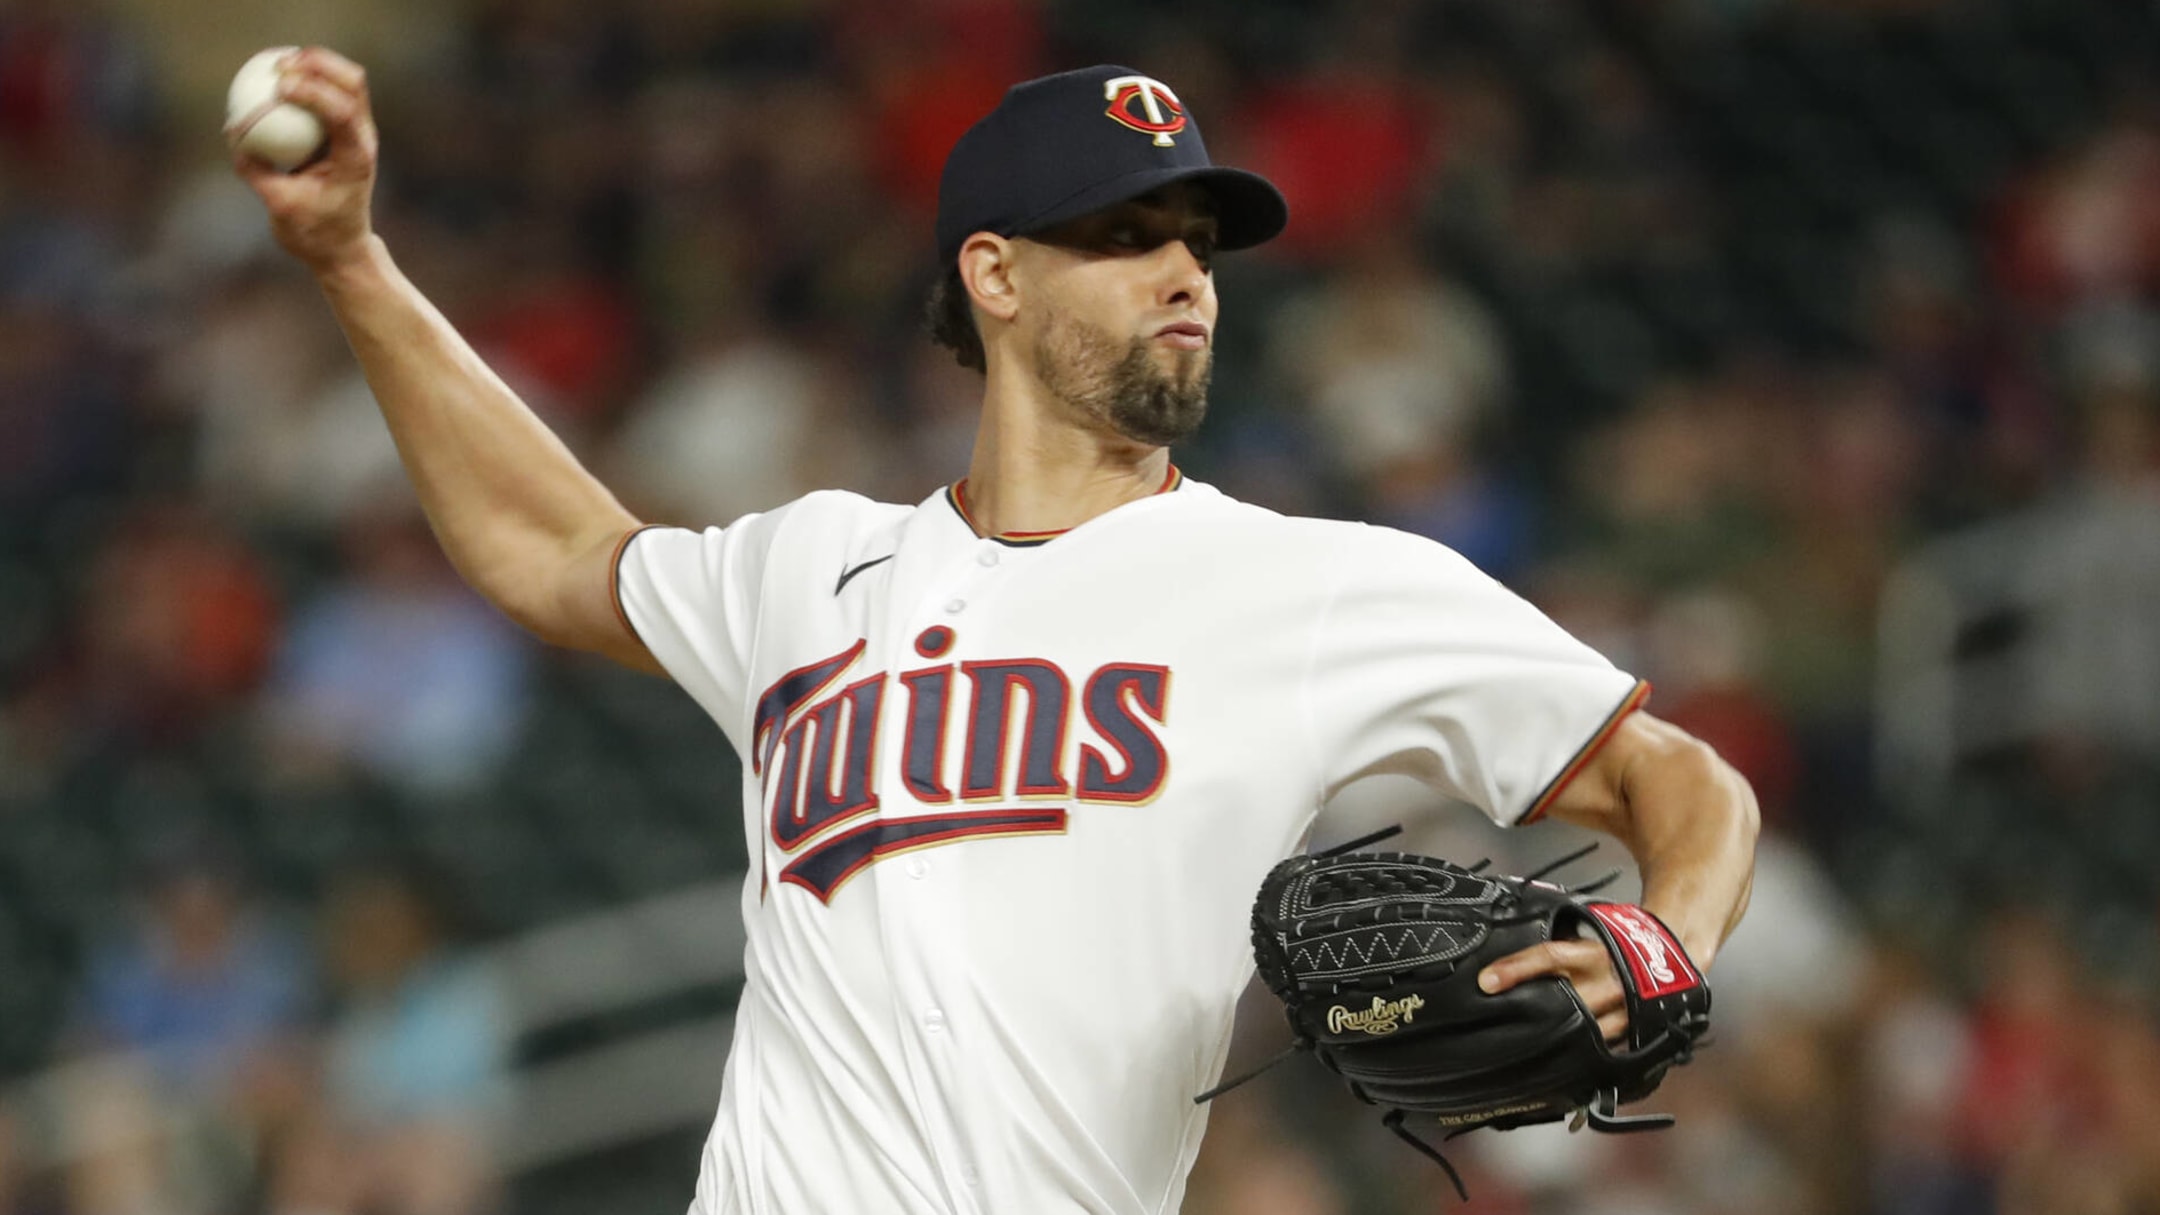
[
  {"left": 1305, "top": 525, "right": 1646, "bottom": 826},
  {"left": 613, "top": 511, "right": 788, "bottom": 745}
]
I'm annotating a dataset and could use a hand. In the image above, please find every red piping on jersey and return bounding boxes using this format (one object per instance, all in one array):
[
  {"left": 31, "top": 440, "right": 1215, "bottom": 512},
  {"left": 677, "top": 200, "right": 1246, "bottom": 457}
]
[
  {"left": 1520, "top": 680, "right": 1652, "bottom": 825},
  {"left": 947, "top": 466, "right": 1183, "bottom": 547},
  {"left": 608, "top": 524, "right": 667, "bottom": 641}
]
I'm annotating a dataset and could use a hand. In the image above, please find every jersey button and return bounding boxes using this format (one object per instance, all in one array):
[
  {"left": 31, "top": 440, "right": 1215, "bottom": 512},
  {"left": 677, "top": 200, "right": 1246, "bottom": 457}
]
[
  {"left": 977, "top": 549, "right": 1000, "bottom": 567},
  {"left": 922, "top": 1008, "right": 946, "bottom": 1033},
  {"left": 905, "top": 856, "right": 930, "bottom": 880},
  {"left": 943, "top": 598, "right": 966, "bottom": 615},
  {"left": 961, "top": 1165, "right": 981, "bottom": 1187}
]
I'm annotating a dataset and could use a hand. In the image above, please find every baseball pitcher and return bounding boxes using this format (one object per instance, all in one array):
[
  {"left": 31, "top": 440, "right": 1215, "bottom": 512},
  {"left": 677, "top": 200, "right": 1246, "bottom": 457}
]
[{"left": 238, "top": 53, "right": 1759, "bottom": 1215}]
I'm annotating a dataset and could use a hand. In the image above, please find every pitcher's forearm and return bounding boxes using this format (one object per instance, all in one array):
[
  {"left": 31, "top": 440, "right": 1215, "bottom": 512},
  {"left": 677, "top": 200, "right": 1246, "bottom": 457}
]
[
  {"left": 238, "top": 49, "right": 647, "bottom": 663},
  {"left": 1542, "top": 712, "right": 1758, "bottom": 971},
  {"left": 315, "top": 235, "right": 639, "bottom": 628},
  {"left": 1625, "top": 740, "right": 1758, "bottom": 970}
]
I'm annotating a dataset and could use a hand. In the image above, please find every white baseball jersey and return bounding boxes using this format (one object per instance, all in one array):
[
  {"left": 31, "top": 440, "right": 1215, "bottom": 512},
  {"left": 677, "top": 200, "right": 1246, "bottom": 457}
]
[{"left": 612, "top": 471, "right": 1645, "bottom": 1215}]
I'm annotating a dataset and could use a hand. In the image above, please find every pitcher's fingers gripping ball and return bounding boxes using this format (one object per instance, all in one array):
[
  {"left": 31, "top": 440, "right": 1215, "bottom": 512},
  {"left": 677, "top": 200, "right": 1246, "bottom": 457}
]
[
  {"left": 225, "top": 47, "right": 381, "bottom": 272},
  {"left": 1202, "top": 832, "right": 1712, "bottom": 1200}
]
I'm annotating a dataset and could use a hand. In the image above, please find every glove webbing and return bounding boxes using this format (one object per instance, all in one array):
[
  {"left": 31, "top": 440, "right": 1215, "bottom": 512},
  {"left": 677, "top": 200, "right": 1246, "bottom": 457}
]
[{"left": 1193, "top": 824, "right": 1408, "bottom": 1106}]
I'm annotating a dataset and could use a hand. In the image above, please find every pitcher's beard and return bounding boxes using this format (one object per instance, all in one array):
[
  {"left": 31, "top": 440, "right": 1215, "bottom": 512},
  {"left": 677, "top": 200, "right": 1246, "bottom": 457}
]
[{"left": 1032, "top": 311, "right": 1212, "bottom": 447}]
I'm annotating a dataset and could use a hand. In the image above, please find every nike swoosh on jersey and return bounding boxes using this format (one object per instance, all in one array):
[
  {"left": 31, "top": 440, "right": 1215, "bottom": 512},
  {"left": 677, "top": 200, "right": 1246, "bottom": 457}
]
[{"left": 833, "top": 554, "right": 895, "bottom": 596}]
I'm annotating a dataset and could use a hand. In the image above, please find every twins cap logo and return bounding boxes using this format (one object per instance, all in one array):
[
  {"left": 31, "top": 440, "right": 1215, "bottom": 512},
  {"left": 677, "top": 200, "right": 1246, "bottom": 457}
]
[{"left": 1103, "top": 75, "right": 1187, "bottom": 147}]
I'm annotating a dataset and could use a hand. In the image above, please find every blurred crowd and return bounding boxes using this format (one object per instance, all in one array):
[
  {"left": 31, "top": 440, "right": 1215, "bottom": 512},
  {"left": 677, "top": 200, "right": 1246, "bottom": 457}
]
[
  {"left": 8, "top": 851, "right": 510, "bottom": 1215},
  {"left": 3, "top": 0, "right": 2160, "bottom": 1211}
]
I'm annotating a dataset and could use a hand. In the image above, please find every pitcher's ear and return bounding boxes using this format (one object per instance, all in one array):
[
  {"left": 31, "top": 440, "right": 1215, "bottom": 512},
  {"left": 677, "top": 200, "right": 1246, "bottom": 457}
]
[{"left": 960, "top": 233, "right": 1021, "bottom": 324}]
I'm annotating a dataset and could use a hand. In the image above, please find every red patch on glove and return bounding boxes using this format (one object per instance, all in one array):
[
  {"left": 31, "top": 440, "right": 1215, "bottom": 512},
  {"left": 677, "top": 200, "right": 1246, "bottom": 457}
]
[{"left": 1585, "top": 905, "right": 1700, "bottom": 1000}]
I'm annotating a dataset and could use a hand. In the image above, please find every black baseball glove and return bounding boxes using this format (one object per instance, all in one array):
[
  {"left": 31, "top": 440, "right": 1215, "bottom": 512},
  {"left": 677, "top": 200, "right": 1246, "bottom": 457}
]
[{"left": 1198, "top": 828, "right": 1712, "bottom": 1199}]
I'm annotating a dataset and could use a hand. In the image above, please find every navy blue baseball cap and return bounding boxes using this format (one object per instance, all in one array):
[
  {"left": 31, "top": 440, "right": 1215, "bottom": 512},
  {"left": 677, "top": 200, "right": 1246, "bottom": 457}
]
[{"left": 935, "top": 65, "right": 1289, "bottom": 267}]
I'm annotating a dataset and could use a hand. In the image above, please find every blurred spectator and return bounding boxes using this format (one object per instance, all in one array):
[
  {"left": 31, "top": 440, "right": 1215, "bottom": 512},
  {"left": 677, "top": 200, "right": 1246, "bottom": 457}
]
[
  {"left": 0, "top": 0, "right": 160, "bottom": 165},
  {"left": 0, "top": 88, "right": 138, "bottom": 517},
  {"left": 0, "top": 292, "right": 132, "bottom": 521},
  {"left": 1873, "top": 347, "right": 2160, "bottom": 810},
  {"left": 2021, "top": 361, "right": 2160, "bottom": 770},
  {"left": 1862, "top": 213, "right": 2054, "bottom": 520},
  {"left": 463, "top": 219, "right": 638, "bottom": 425},
  {"left": 62, "top": 842, "right": 311, "bottom": 1215},
  {"left": 1859, "top": 945, "right": 1988, "bottom": 1215},
  {"left": 272, "top": 861, "right": 510, "bottom": 1215},
  {"left": 1698, "top": 830, "right": 1869, "bottom": 1087},
  {"left": 2059, "top": 997, "right": 2160, "bottom": 1211},
  {"left": 162, "top": 259, "right": 406, "bottom": 530},
  {"left": 1642, "top": 586, "right": 1803, "bottom": 834},
  {"left": 842, "top": 0, "right": 1045, "bottom": 220},
  {"left": 1736, "top": 367, "right": 1924, "bottom": 739},
  {"left": 1236, "top": 19, "right": 1437, "bottom": 262},
  {"left": 900, "top": 339, "right": 991, "bottom": 490},
  {"left": 1994, "top": 993, "right": 2160, "bottom": 1212},
  {"left": 1267, "top": 229, "right": 1523, "bottom": 569},
  {"left": 73, "top": 844, "right": 310, "bottom": 1105},
  {"left": 1991, "top": 115, "right": 2160, "bottom": 323},
  {"left": 259, "top": 508, "right": 531, "bottom": 795},
  {"left": 1569, "top": 377, "right": 1777, "bottom": 590},
  {"left": 610, "top": 325, "right": 883, "bottom": 525},
  {"left": 148, "top": 168, "right": 285, "bottom": 288},
  {"left": 1193, "top": 410, "right": 1329, "bottom": 522},
  {"left": 1549, "top": 47, "right": 1709, "bottom": 271},
  {"left": 1522, "top": 559, "right": 1652, "bottom": 680},
  {"left": 73, "top": 502, "right": 281, "bottom": 748},
  {"left": 1952, "top": 911, "right": 2086, "bottom": 1176},
  {"left": 1419, "top": 63, "right": 1531, "bottom": 256}
]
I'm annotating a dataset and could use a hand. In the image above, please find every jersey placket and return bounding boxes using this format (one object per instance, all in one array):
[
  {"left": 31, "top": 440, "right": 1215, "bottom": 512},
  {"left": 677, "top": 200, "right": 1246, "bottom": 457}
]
[{"left": 873, "top": 533, "right": 1021, "bottom": 1211}]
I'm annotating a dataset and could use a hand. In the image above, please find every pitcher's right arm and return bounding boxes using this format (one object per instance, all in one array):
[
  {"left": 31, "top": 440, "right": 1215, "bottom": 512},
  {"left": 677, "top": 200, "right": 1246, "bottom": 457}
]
[{"left": 235, "top": 48, "right": 658, "bottom": 674}]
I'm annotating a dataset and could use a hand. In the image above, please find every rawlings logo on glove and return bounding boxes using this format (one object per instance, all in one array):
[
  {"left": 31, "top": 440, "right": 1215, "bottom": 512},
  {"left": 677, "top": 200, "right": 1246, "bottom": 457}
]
[{"left": 1327, "top": 994, "right": 1427, "bottom": 1035}]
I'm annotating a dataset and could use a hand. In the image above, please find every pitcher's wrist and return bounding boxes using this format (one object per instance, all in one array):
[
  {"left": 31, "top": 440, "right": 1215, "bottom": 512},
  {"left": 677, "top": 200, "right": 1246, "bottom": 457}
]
[{"left": 311, "top": 233, "right": 389, "bottom": 293}]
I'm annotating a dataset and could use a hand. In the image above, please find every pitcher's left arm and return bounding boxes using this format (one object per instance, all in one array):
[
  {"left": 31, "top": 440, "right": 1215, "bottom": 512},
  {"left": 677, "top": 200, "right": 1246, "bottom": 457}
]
[{"left": 1478, "top": 712, "right": 1760, "bottom": 1041}]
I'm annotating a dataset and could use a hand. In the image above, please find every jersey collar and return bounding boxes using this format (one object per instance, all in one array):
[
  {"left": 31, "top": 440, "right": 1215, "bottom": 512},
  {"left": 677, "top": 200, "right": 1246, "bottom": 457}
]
[{"left": 946, "top": 465, "right": 1184, "bottom": 547}]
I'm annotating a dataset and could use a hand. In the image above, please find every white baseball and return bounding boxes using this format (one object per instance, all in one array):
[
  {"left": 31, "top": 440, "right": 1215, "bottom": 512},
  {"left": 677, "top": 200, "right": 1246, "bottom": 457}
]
[{"left": 226, "top": 47, "right": 326, "bottom": 172}]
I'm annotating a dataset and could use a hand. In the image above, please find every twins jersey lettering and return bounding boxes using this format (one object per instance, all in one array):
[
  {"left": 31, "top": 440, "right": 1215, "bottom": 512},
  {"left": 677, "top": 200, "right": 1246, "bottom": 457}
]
[{"left": 613, "top": 475, "right": 1643, "bottom": 1215}]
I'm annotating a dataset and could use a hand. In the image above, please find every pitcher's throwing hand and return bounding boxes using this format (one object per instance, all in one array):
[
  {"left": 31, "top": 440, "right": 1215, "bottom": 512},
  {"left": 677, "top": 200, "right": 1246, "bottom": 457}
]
[{"left": 229, "top": 46, "right": 379, "bottom": 275}]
